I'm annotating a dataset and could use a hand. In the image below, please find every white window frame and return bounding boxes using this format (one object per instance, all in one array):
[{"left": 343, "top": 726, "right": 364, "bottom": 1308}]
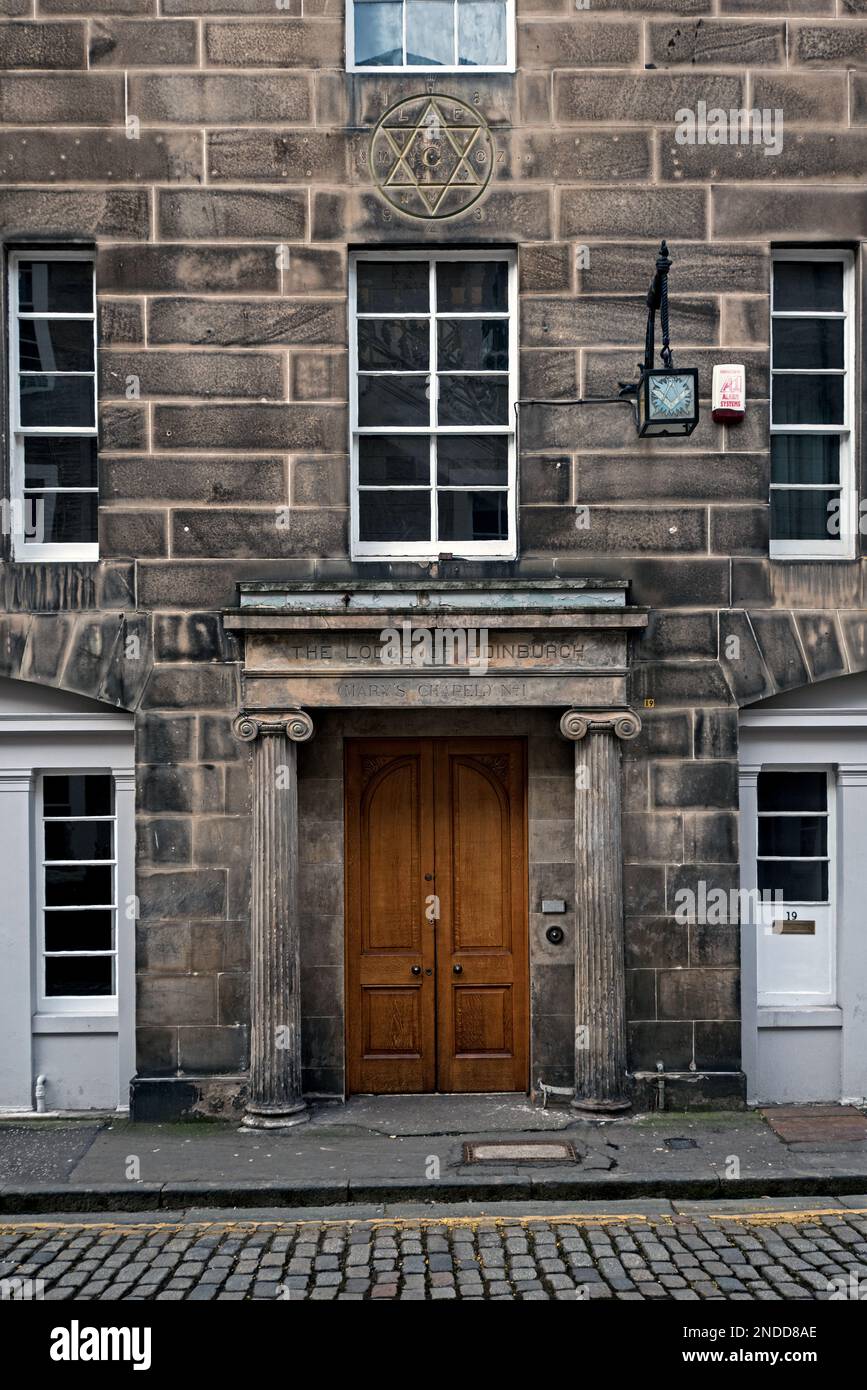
[
  {"left": 349, "top": 248, "right": 517, "bottom": 561},
  {"left": 8, "top": 248, "right": 98, "bottom": 563},
  {"left": 35, "top": 770, "right": 118, "bottom": 1018},
  {"left": 769, "top": 248, "right": 856, "bottom": 561},
  {"left": 753, "top": 764, "right": 837, "bottom": 1009},
  {"left": 347, "top": 0, "right": 516, "bottom": 73}
]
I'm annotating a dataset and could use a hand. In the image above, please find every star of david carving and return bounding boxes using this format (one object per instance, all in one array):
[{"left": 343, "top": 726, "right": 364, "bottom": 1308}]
[{"left": 370, "top": 95, "right": 494, "bottom": 221}]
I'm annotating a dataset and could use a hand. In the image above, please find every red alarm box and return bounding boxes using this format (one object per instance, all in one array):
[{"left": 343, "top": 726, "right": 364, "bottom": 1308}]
[{"left": 712, "top": 364, "right": 745, "bottom": 423}]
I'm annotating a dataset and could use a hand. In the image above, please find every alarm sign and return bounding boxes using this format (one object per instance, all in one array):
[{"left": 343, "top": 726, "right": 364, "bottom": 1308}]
[{"left": 712, "top": 363, "right": 746, "bottom": 423}]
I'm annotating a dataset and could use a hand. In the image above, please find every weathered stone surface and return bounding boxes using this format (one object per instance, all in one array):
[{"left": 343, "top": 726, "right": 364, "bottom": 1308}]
[
  {"left": 148, "top": 297, "right": 344, "bottom": 347},
  {"left": 792, "top": 21, "right": 867, "bottom": 64},
  {"left": 524, "top": 295, "right": 718, "bottom": 349},
  {"left": 204, "top": 19, "right": 341, "bottom": 66},
  {"left": 98, "top": 299, "right": 145, "bottom": 345},
  {"left": 129, "top": 71, "right": 312, "bottom": 123},
  {"left": 648, "top": 19, "right": 786, "bottom": 65},
  {"left": 154, "top": 403, "right": 345, "bottom": 452},
  {"left": 208, "top": 129, "right": 346, "bottom": 181},
  {"left": 89, "top": 18, "right": 197, "bottom": 65},
  {"left": 0, "top": 72, "right": 123, "bottom": 122},
  {"left": 99, "top": 245, "right": 281, "bottom": 294},
  {"left": 795, "top": 613, "right": 847, "bottom": 680},
  {"left": 749, "top": 612, "right": 809, "bottom": 692},
  {"left": 101, "top": 509, "right": 168, "bottom": 558},
  {"left": 662, "top": 131, "right": 867, "bottom": 183},
  {"left": 102, "top": 455, "right": 286, "bottom": 504},
  {"left": 712, "top": 185, "right": 867, "bottom": 238},
  {"left": 290, "top": 351, "right": 346, "bottom": 402},
  {"left": 576, "top": 452, "right": 768, "bottom": 503},
  {"left": 752, "top": 72, "right": 848, "bottom": 122},
  {"left": 518, "top": 20, "right": 641, "bottom": 67},
  {"left": 0, "top": 188, "right": 149, "bottom": 238},
  {"left": 99, "top": 403, "right": 148, "bottom": 452},
  {"left": 652, "top": 761, "right": 739, "bottom": 810},
  {"left": 158, "top": 189, "right": 307, "bottom": 240},
  {"left": 100, "top": 349, "right": 285, "bottom": 400},
  {"left": 578, "top": 242, "right": 768, "bottom": 295},
  {"left": 560, "top": 187, "right": 707, "bottom": 240},
  {"left": 521, "top": 505, "right": 706, "bottom": 555},
  {"left": 170, "top": 506, "right": 347, "bottom": 558},
  {"left": 515, "top": 131, "right": 651, "bottom": 183},
  {"left": 555, "top": 72, "right": 743, "bottom": 123},
  {"left": 0, "top": 129, "right": 202, "bottom": 183},
  {"left": 0, "top": 20, "right": 85, "bottom": 67}
]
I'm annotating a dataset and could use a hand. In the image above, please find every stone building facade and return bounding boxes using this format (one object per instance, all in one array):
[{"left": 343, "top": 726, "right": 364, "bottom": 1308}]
[{"left": 0, "top": 1, "right": 865, "bottom": 1120}]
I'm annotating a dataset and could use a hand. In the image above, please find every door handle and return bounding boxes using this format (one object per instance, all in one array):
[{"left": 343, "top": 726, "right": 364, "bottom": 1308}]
[
  {"left": 453, "top": 964, "right": 463, "bottom": 974},
  {"left": 411, "top": 965, "right": 421, "bottom": 975}
]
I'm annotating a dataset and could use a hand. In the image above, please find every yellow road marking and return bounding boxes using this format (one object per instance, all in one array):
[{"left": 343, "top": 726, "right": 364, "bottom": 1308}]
[{"left": 1, "top": 1207, "right": 865, "bottom": 1235}]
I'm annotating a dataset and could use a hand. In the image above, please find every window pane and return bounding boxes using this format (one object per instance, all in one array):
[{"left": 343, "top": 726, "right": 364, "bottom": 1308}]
[
  {"left": 757, "top": 859, "right": 828, "bottom": 903},
  {"left": 45, "top": 910, "right": 113, "bottom": 954},
  {"left": 407, "top": 0, "right": 454, "bottom": 65},
  {"left": 437, "top": 260, "right": 508, "bottom": 312},
  {"left": 438, "top": 318, "right": 508, "bottom": 371},
  {"left": 44, "top": 775, "right": 112, "bottom": 818},
  {"left": 25, "top": 491, "right": 98, "bottom": 545},
  {"left": 358, "top": 319, "right": 429, "bottom": 371},
  {"left": 771, "top": 435, "right": 839, "bottom": 486},
  {"left": 359, "top": 489, "right": 431, "bottom": 542},
  {"left": 758, "top": 771, "right": 827, "bottom": 813},
  {"left": 772, "top": 374, "right": 844, "bottom": 425},
  {"left": 438, "top": 489, "right": 508, "bottom": 541},
  {"left": 773, "top": 261, "right": 843, "bottom": 313},
  {"left": 357, "top": 261, "right": 429, "bottom": 314},
  {"left": 45, "top": 864, "right": 113, "bottom": 908},
  {"left": 18, "top": 319, "right": 94, "bottom": 374},
  {"left": 770, "top": 488, "right": 838, "bottom": 542},
  {"left": 19, "top": 374, "right": 95, "bottom": 429},
  {"left": 18, "top": 260, "right": 93, "bottom": 314},
  {"left": 45, "top": 955, "right": 113, "bottom": 998},
  {"left": 773, "top": 318, "right": 844, "bottom": 371},
  {"left": 758, "top": 816, "right": 827, "bottom": 858},
  {"left": 354, "top": 0, "right": 402, "bottom": 65},
  {"left": 437, "top": 434, "right": 507, "bottom": 485},
  {"left": 359, "top": 435, "right": 430, "bottom": 485},
  {"left": 45, "top": 820, "right": 112, "bottom": 861},
  {"left": 358, "top": 374, "right": 429, "bottom": 426},
  {"left": 24, "top": 436, "right": 98, "bottom": 490},
  {"left": 438, "top": 374, "right": 508, "bottom": 425},
  {"left": 458, "top": 0, "right": 507, "bottom": 66}
]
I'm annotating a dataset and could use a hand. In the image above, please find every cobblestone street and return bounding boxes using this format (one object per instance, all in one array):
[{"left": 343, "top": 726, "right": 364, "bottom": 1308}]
[{"left": 3, "top": 1205, "right": 867, "bottom": 1302}]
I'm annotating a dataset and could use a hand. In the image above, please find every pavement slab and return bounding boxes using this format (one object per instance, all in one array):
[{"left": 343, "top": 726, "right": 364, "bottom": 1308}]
[{"left": 2, "top": 1102, "right": 867, "bottom": 1212}]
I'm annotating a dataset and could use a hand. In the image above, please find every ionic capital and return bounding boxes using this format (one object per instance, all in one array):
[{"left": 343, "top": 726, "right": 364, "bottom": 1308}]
[
  {"left": 559, "top": 708, "right": 642, "bottom": 742},
  {"left": 232, "top": 710, "right": 315, "bottom": 744}
]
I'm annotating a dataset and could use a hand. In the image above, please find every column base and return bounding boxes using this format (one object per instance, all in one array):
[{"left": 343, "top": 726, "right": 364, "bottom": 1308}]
[
  {"left": 241, "top": 1100, "right": 310, "bottom": 1130},
  {"left": 571, "top": 1096, "right": 632, "bottom": 1115}
]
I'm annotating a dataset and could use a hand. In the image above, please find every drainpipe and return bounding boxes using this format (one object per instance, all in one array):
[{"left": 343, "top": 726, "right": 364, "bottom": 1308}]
[
  {"left": 656, "top": 1061, "right": 665, "bottom": 1113},
  {"left": 34, "top": 1075, "right": 47, "bottom": 1114}
]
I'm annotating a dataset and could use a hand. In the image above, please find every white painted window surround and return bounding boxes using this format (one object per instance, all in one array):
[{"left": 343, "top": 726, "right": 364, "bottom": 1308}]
[
  {"left": 347, "top": 0, "right": 515, "bottom": 73},
  {"left": 769, "top": 248, "right": 856, "bottom": 561},
  {"left": 349, "top": 249, "right": 518, "bottom": 561},
  {"left": 0, "top": 678, "right": 133, "bottom": 1113},
  {"left": 7, "top": 249, "right": 98, "bottom": 563}
]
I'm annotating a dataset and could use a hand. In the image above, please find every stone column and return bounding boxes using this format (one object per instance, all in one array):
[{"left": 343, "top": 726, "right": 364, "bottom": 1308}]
[
  {"left": 232, "top": 710, "right": 314, "bottom": 1129},
  {"left": 559, "top": 708, "right": 641, "bottom": 1113}
]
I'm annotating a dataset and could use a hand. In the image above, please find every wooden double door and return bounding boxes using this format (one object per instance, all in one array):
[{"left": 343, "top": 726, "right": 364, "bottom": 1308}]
[{"left": 345, "top": 738, "right": 529, "bottom": 1095}]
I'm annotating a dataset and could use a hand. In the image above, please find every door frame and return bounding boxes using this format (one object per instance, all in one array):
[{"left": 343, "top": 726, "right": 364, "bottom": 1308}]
[{"left": 343, "top": 735, "right": 530, "bottom": 1096}]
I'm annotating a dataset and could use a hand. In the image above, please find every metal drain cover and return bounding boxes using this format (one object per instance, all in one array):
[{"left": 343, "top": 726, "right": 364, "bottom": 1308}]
[
  {"left": 665, "top": 1136, "right": 698, "bottom": 1150},
  {"left": 464, "top": 1140, "right": 578, "bottom": 1164}
]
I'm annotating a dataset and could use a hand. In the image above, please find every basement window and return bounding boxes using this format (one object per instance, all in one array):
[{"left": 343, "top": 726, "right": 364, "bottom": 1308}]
[
  {"left": 7, "top": 250, "right": 98, "bottom": 561},
  {"left": 770, "top": 249, "right": 855, "bottom": 561}
]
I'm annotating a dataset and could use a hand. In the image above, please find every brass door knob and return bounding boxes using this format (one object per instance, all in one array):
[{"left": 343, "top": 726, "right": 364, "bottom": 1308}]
[
  {"left": 411, "top": 965, "right": 421, "bottom": 975},
  {"left": 453, "top": 964, "right": 463, "bottom": 974}
]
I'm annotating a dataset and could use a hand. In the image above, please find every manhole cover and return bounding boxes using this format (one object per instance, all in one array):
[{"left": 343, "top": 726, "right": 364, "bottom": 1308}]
[
  {"left": 464, "top": 1141, "right": 578, "bottom": 1164},
  {"left": 665, "top": 1137, "right": 698, "bottom": 1151}
]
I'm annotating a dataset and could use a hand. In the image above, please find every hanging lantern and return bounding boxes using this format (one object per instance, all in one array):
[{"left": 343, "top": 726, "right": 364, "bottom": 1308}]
[{"left": 622, "top": 242, "right": 700, "bottom": 438}]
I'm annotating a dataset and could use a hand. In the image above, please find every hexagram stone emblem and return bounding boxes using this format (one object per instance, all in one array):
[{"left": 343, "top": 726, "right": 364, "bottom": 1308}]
[{"left": 370, "top": 94, "right": 494, "bottom": 221}]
